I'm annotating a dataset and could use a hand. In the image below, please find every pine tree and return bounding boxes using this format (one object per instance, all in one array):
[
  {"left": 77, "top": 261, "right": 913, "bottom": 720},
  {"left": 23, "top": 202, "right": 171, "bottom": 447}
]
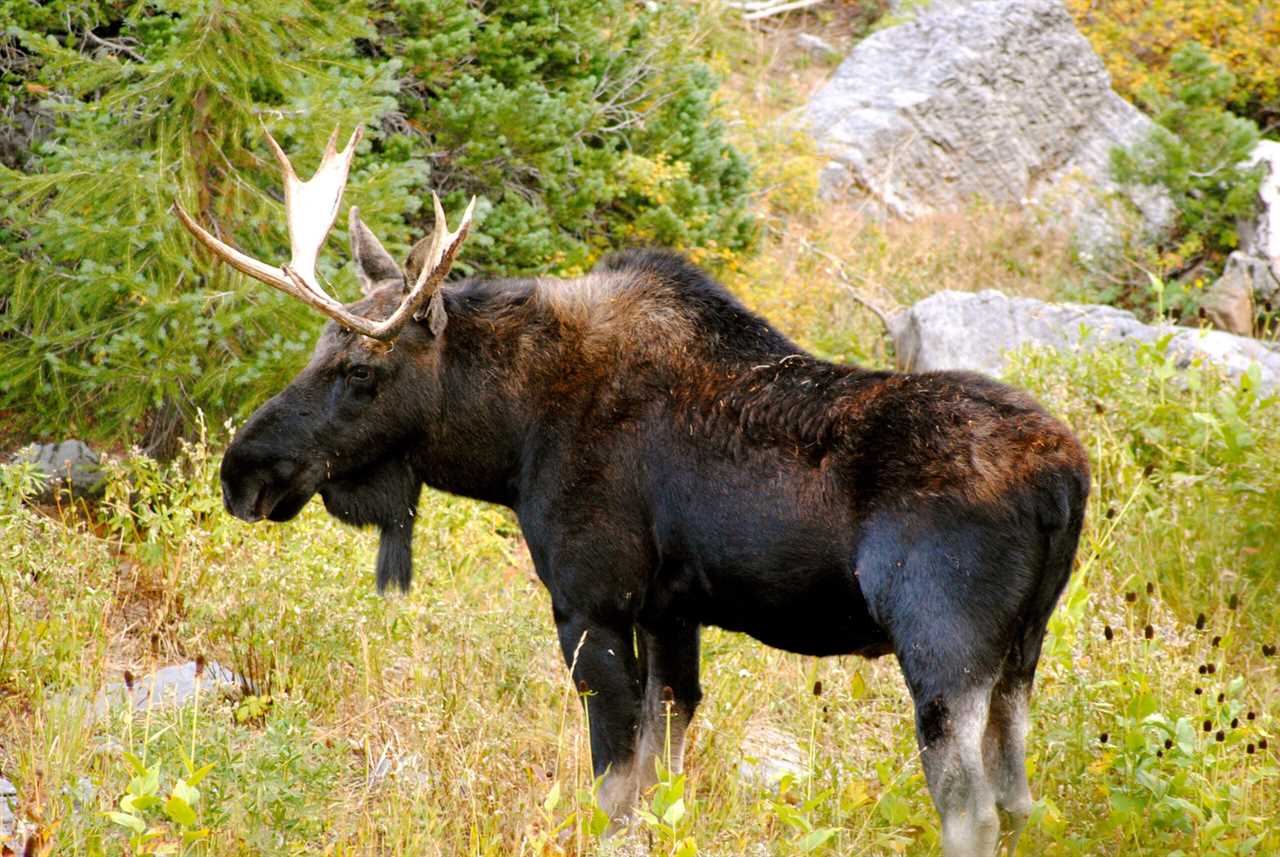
[
  {"left": 0, "top": 0, "right": 422, "bottom": 453},
  {"left": 1111, "top": 42, "right": 1264, "bottom": 278}
]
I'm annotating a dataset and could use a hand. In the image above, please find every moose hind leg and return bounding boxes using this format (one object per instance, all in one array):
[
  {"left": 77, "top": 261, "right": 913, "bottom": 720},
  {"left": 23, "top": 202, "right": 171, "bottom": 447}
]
[
  {"left": 917, "top": 685, "right": 1001, "bottom": 857},
  {"left": 985, "top": 674, "right": 1033, "bottom": 854}
]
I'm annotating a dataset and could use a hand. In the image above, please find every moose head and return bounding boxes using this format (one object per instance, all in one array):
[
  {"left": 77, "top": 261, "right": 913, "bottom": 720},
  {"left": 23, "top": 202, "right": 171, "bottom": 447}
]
[{"left": 175, "top": 127, "right": 475, "bottom": 592}]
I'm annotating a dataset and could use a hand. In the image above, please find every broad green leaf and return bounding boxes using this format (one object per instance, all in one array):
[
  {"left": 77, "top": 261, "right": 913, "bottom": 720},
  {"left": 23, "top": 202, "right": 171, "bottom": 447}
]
[
  {"left": 797, "top": 827, "right": 839, "bottom": 852},
  {"left": 106, "top": 811, "right": 146, "bottom": 834},
  {"left": 164, "top": 794, "right": 198, "bottom": 827},
  {"left": 662, "top": 796, "right": 686, "bottom": 827}
]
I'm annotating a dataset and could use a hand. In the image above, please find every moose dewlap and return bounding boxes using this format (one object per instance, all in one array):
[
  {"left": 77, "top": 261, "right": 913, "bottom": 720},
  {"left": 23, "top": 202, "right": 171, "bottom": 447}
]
[{"left": 177, "top": 125, "right": 1089, "bottom": 857}]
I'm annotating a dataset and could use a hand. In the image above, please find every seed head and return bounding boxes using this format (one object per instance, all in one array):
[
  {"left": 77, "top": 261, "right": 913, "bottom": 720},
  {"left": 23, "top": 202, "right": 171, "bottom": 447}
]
[
  {"left": 1144, "top": 624, "right": 1154, "bottom": 640},
  {"left": 1195, "top": 687, "right": 1203, "bottom": 695},
  {"left": 1247, "top": 743, "right": 1256, "bottom": 754},
  {"left": 1216, "top": 730, "right": 1225, "bottom": 742},
  {"left": 1099, "top": 732, "right": 1109, "bottom": 744},
  {"left": 1247, "top": 711, "right": 1256, "bottom": 721},
  {"left": 1231, "top": 718, "right": 1239, "bottom": 729},
  {"left": 1203, "top": 720, "right": 1212, "bottom": 732},
  {"left": 1164, "top": 738, "right": 1173, "bottom": 749},
  {"left": 1104, "top": 625, "right": 1114, "bottom": 641},
  {"left": 123, "top": 670, "right": 135, "bottom": 691},
  {"left": 195, "top": 655, "right": 206, "bottom": 678},
  {"left": 1212, "top": 636, "right": 1222, "bottom": 648},
  {"left": 812, "top": 680, "right": 823, "bottom": 697},
  {"left": 1146, "top": 582, "right": 1154, "bottom": 595},
  {"left": 1217, "top": 692, "right": 1225, "bottom": 703},
  {"left": 661, "top": 685, "right": 675, "bottom": 703},
  {"left": 1125, "top": 591, "right": 1137, "bottom": 603},
  {"left": 1228, "top": 593, "right": 1239, "bottom": 610},
  {"left": 1195, "top": 613, "right": 1206, "bottom": 630},
  {"left": 1260, "top": 738, "right": 1269, "bottom": 750}
]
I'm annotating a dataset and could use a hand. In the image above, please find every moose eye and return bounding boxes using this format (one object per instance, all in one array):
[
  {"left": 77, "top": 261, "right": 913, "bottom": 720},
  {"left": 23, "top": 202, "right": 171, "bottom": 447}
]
[{"left": 347, "top": 365, "right": 374, "bottom": 385}]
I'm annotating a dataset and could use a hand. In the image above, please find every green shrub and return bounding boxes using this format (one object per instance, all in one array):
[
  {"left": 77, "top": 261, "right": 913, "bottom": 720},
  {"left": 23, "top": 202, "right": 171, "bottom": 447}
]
[
  {"left": 1005, "top": 334, "right": 1280, "bottom": 629},
  {"left": 1110, "top": 43, "right": 1264, "bottom": 300},
  {"left": 0, "top": 0, "right": 419, "bottom": 454},
  {"left": 0, "top": 0, "right": 752, "bottom": 451},
  {"left": 1069, "top": 0, "right": 1280, "bottom": 132}
]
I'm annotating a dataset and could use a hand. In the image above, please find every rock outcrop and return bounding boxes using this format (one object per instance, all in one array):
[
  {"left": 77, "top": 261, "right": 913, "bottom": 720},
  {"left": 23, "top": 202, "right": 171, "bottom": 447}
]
[
  {"left": 1199, "top": 142, "right": 1280, "bottom": 336},
  {"left": 889, "top": 290, "right": 1280, "bottom": 391},
  {"left": 1240, "top": 140, "right": 1280, "bottom": 285},
  {"left": 1201, "top": 252, "right": 1280, "bottom": 337},
  {"left": 0, "top": 776, "right": 15, "bottom": 840},
  {"left": 806, "top": 0, "right": 1171, "bottom": 254}
]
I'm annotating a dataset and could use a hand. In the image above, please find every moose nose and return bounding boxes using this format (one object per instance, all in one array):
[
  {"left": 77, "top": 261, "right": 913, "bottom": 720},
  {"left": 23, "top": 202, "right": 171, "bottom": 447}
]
[
  {"left": 220, "top": 435, "right": 303, "bottom": 523},
  {"left": 220, "top": 475, "right": 261, "bottom": 522}
]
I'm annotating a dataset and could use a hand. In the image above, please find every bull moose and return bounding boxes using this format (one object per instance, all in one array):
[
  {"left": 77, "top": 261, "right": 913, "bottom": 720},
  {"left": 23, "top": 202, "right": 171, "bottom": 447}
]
[{"left": 175, "top": 126, "right": 1089, "bottom": 857}]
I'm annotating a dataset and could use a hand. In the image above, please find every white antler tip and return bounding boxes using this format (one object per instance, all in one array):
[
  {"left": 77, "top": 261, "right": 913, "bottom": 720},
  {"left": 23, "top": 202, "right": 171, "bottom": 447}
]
[
  {"left": 345, "top": 126, "right": 364, "bottom": 153},
  {"left": 263, "top": 127, "right": 294, "bottom": 176}
]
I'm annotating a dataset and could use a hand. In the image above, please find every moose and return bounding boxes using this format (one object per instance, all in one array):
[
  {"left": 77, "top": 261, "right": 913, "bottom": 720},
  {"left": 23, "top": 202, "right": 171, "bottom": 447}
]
[{"left": 176, "top": 126, "right": 1089, "bottom": 857}]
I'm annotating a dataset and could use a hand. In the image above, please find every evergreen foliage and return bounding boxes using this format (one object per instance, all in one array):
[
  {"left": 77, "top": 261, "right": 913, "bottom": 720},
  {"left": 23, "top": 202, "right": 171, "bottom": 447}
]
[
  {"left": 0, "top": 1, "right": 752, "bottom": 450},
  {"left": 1111, "top": 43, "right": 1264, "bottom": 279},
  {"left": 379, "top": 0, "right": 753, "bottom": 274}
]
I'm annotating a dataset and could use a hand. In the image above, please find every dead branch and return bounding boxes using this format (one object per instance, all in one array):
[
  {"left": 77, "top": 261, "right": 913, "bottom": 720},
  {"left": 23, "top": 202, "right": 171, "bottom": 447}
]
[{"left": 795, "top": 235, "right": 897, "bottom": 334}]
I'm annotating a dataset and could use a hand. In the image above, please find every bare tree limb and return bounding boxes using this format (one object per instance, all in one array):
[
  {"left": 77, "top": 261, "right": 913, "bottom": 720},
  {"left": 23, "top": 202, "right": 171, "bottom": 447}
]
[
  {"left": 794, "top": 235, "right": 897, "bottom": 334},
  {"left": 727, "top": 0, "right": 830, "bottom": 21},
  {"left": 82, "top": 27, "right": 146, "bottom": 63}
]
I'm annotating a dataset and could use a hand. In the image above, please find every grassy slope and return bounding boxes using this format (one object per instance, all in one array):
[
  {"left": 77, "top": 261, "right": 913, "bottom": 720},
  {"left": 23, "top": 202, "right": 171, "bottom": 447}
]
[{"left": 2, "top": 8, "right": 1278, "bottom": 857}]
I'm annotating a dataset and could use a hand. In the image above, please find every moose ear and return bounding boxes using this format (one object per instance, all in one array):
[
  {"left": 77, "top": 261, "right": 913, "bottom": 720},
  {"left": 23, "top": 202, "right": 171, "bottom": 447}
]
[
  {"left": 404, "top": 231, "right": 435, "bottom": 286},
  {"left": 349, "top": 207, "right": 406, "bottom": 296},
  {"left": 424, "top": 290, "right": 447, "bottom": 336}
]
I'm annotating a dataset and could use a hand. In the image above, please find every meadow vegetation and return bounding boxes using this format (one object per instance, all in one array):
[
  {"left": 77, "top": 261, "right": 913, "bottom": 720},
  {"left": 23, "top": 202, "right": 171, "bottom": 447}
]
[{"left": 2, "top": 3, "right": 1278, "bottom": 856}]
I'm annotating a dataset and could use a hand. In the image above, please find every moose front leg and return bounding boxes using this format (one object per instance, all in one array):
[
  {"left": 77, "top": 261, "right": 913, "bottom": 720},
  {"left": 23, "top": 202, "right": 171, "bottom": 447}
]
[
  {"left": 554, "top": 611, "right": 645, "bottom": 823},
  {"left": 635, "top": 621, "right": 702, "bottom": 788}
]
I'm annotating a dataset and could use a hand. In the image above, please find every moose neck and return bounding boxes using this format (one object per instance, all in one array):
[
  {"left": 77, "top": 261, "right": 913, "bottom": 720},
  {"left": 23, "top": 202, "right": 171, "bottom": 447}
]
[{"left": 408, "top": 283, "right": 543, "bottom": 508}]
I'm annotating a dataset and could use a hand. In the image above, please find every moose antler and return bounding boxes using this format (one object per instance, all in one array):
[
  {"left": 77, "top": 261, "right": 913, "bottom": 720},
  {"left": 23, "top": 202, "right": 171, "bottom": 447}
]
[{"left": 174, "top": 125, "right": 475, "bottom": 341}]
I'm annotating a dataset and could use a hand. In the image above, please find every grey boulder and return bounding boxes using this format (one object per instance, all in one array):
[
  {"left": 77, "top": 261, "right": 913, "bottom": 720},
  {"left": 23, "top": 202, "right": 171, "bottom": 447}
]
[
  {"left": 96, "top": 661, "right": 245, "bottom": 716},
  {"left": 889, "top": 289, "right": 1280, "bottom": 391},
  {"left": 806, "top": 0, "right": 1172, "bottom": 255},
  {"left": 10, "top": 439, "right": 106, "bottom": 504}
]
